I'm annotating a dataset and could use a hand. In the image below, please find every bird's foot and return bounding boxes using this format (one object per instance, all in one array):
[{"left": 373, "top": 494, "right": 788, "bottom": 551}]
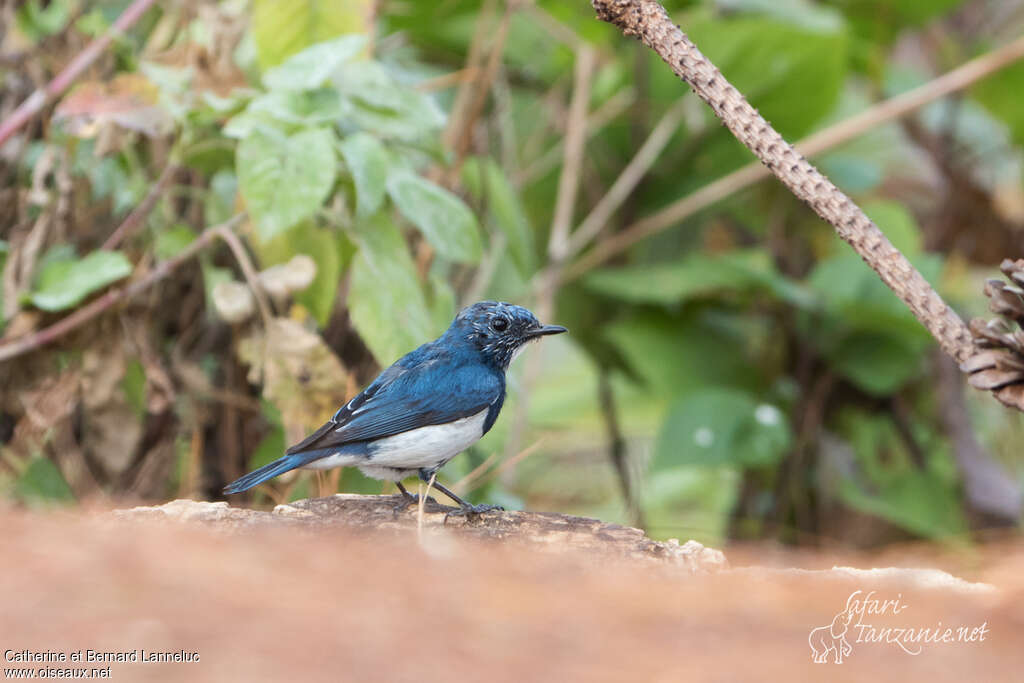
[
  {"left": 444, "top": 502, "right": 504, "bottom": 523},
  {"left": 392, "top": 492, "right": 441, "bottom": 514}
]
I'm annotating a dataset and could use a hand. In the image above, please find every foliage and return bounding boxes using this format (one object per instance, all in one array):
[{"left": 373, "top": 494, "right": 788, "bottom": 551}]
[{"left": 1, "top": 0, "right": 1022, "bottom": 550}]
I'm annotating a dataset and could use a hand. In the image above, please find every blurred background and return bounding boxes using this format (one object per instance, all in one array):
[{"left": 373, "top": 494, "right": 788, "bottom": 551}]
[{"left": 1, "top": 0, "right": 1023, "bottom": 551}]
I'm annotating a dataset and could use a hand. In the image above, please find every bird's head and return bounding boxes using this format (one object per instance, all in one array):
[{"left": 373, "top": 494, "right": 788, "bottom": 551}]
[{"left": 447, "top": 301, "right": 567, "bottom": 369}]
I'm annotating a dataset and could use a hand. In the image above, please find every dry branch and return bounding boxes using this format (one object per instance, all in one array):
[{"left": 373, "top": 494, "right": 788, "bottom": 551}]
[
  {"left": 589, "top": 0, "right": 987, "bottom": 364},
  {"left": 115, "top": 495, "right": 728, "bottom": 572}
]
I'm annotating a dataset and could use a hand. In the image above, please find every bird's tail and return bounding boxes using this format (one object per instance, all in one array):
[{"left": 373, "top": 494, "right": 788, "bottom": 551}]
[{"left": 223, "top": 452, "right": 322, "bottom": 494}]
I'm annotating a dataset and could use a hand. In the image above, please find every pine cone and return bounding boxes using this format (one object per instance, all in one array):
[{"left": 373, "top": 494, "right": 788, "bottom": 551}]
[{"left": 964, "top": 259, "right": 1024, "bottom": 411}]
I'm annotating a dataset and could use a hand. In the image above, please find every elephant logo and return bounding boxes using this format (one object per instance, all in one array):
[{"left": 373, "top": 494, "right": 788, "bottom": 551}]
[{"left": 808, "top": 596, "right": 857, "bottom": 664}]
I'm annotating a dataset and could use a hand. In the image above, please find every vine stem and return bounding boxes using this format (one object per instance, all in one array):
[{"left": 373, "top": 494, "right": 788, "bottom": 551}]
[
  {"left": 0, "top": 0, "right": 160, "bottom": 147},
  {"left": 591, "top": 0, "right": 977, "bottom": 363}
]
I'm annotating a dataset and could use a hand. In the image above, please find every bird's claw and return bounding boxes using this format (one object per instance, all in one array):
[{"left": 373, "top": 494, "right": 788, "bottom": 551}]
[
  {"left": 444, "top": 503, "right": 504, "bottom": 523},
  {"left": 392, "top": 492, "right": 436, "bottom": 513}
]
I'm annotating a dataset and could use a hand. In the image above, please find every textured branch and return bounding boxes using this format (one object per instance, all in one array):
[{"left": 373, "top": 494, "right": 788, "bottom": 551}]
[{"left": 591, "top": 0, "right": 977, "bottom": 363}]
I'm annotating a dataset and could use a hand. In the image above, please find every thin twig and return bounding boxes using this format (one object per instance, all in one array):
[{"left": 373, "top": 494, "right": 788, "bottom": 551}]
[
  {"left": 516, "top": 86, "right": 635, "bottom": 185},
  {"left": 451, "top": 450, "right": 502, "bottom": 495},
  {"left": 417, "top": 471, "right": 437, "bottom": 544},
  {"left": 102, "top": 163, "right": 181, "bottom": 250},
  {"left": 450, "top": 3, "right": 515, "bottom": 174},
  {"left": 548, "top": 46, "right": 596, "bottom": 264},
  {"left": 591, "top": 0, "right": 987, "bottom": 363},
  {"left": 415, "top": 68, "right": 480, "bottom": 92},
  {"left": 0, "top": 0, "right": 159, "bottom": 147},
  {"left": 569, "top": 31, "right": 1024, "bottom": 276},
  {"left": 0, "top": 214, "right": 246, "bottom": 364},
  {"left": 565, "top": 97, "right": 686, "bottom": 256},
  {"left": 214, "top": 226, "right": 274, "bottom": 327}
]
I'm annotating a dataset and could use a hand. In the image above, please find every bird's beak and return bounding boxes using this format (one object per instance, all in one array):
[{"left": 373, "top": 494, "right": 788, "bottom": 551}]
[{"left": 526, "top": 324, "right": 568, "bottom": 339}]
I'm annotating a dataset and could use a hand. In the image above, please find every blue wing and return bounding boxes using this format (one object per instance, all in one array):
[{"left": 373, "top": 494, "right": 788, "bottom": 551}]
[{"left": 285, "top": 343, "right": 505, "bottom": 455}]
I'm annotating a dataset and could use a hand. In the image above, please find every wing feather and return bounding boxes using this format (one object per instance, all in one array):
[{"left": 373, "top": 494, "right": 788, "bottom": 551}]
[{"left": 286, "top": 344, "right": 503, "bottom": 455}]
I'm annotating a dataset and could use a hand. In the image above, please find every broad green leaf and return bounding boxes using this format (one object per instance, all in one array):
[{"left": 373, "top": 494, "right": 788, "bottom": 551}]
[
  {"left": 686, "top": 13, "right": 848, "bottom": 139},
  {"left": 863, "top": 200, "right": 922, "bottom": 255},
  {"left": 263, "top": 35, "right": 367, "bottom": 91},
  {"left": 339, "top": 132, "right": 389, "bottom": 217},
  {"left": 840, "top": 472, "right": 967, "bottom": 539},
  {"left": 224, "top": 90, "right": 343, "bottom": 138},
  {"left": 826, "top": 332, "right": 927, "bottom": 395},
  {"left": 348, "top": 213, "right": 434, "bottom": 363},
  {"left": 974, "top": 61, "right": 1024, "bottom": 148},
  {"left": 837, "top": 0, "right": 965, "bottom": 47},
  {"left": 236, "top": 127, "right": 337, "bottom": 239},
  {"left": 386, "top": 169, "right": 482, "bottom": 263},
  {"left": 715, "top": 0, "right": 844, "bottom": 32},
  {"left": 336, "top": 61, "right": 446, "bottom": 140},
  {"left": 251, "top": 222, "right": 348, "bottom": 326},
  {"left": 585, "top": 249, "right": 814, "bottom": 308},
  {"left": 30, "top": 250, "right": 132, "bottom": 312},
  {"left": 15, "top": 457, "right": 74, "bottom": 504},
  {"left": 832, "top": 411, "right": 967, "bottom": 538},
  {"left": 155, "top": 224, "right": 196, "bottom": 260},
  {"left": 653, "top": 388, "right": 791, "bottom": 469},
  {"left": 204, "top": 170, "right": 238, "bottom": 226},
  {"left": 604, "top": 310, "right": 763, "bottom": 399},
  {"left": 482, "top": 158, "right": 535, "bottom": 276},
  {"left": 251, "top": 0, "right": 370, "bottom": 69}
]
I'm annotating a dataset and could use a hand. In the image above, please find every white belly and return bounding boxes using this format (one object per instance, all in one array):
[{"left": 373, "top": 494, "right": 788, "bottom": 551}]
[
  {"left": 301, "top": 409, "right": 488, "bottom": 476},
  {"left": 368, "top": 409, "right": 487, "bottom": 469}
]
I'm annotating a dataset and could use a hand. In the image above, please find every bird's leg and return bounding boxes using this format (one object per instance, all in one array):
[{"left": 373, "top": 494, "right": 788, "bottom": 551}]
[
  {"left": 392, "top": 481, "right": 420, "bottom": 511},
  {"left": 417, "top": 470, "right": 503, "bottom": 519}
]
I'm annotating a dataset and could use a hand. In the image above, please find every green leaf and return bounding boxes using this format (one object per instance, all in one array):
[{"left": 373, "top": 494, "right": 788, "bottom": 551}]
[
  {"left": 686, "top": 13, "right": 848, "bottom": 139},
  {"left": 481, "top": 158, "right": 536, "bottom": 276},
  {"left": 840, "top": 471, "right": 967, "bottom": 539},
  {"left": 251, "top": 0, "right": 370, "bottom": 69},
  {"left": 155, "top": 224, "right": 196, "bottom": 260},
  {"left": 263, "top": 35, "right": 367, "bottom": 91},
  {"left": 653, "top": 388, "right": 791, "bottom": 469},
  {"left": 348, "top": 213, "right": 435, "bottom": 363},
  {"left": 225, "top": 90, "right": 343, "bottom": 138},
  {"left": 585, "top": 249, "right": 814, "bottom": 308},
  {"left": 236, "top": 127, "right": 337, "bottom": 239},
  {"left": 121, "top": 358, "right": 147, "bottom": 417},
  {"left": 30, "top": 250, "right": 132, "bottom": 312},
  {"left": 15, "top": 457, "right": 74, "bottom": 504},
  {"left": 863, "top": 200, "right": 922, "bottom": 256},
  {"left": 826, "top": 332, "right": 927, "bottom": 395},
  {"left": 335, "top": 61, "right": 446, "bottom": 140},
  {"left": 832, "top": 411, "right": 967, "bottom": 538},
  {"left": 974, "top": 61, "right": 1024, "bottom": 148},
  {"left": 339, "top": 132, "right": 390, "bottom": 218},
  {"left": 604, "top": 310, "right": 763, "bottom": 399},
  {"left": 251, "top": 222, "right": 347, "bottom": 326},
  {"left": 386, "top": 169, "right": 482, "bottom": 263}
]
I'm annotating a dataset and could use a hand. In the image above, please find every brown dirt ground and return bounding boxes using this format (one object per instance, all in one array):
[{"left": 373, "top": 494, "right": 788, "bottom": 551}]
[{"left": 2, "top": 508, "right": 1022, "bottom": 682}]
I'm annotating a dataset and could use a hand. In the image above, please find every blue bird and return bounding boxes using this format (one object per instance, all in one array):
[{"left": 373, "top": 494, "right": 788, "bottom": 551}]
[{"left": 223, "top": 301, "right": 567, "bottom": 514}]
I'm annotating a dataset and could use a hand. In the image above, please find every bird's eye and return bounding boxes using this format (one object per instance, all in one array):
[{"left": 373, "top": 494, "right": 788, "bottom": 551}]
[{"left": 491, "top": 317, "right": 509, "bottom": 332}]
